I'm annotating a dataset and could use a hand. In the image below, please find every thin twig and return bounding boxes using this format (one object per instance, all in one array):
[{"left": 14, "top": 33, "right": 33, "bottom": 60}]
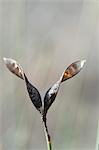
[{"left": 42, "top": 115, "right": 52, "bottom": 150}]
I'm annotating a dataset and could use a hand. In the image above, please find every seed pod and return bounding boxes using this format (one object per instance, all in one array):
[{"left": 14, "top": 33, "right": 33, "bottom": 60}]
[
  {"left": 44, "top": 59, "right": 86, "bottom": 114},
  {"left": 3, "top": 57, "right": 24, "bottom": 79}
]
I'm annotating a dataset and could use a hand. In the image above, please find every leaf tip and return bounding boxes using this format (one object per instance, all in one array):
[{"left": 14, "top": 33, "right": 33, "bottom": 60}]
[
  {"left": 3, "top": 57, "right": 8, "bottom": 64},
  {"left": 3, "top": 57, "right": 24, "bottom": 80},
  {"left": 80, "top": 59, "right": 86, "bottom": 68}
]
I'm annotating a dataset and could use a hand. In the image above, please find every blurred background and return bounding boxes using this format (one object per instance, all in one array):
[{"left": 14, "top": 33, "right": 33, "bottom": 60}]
[{"left": 0, "top": 0, "right": 98, "bottom": 150}]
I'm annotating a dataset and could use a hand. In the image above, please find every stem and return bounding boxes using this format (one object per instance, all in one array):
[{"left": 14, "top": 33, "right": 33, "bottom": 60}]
[{"left": 42, "top": 115, "right": 52, "bottom": 150}]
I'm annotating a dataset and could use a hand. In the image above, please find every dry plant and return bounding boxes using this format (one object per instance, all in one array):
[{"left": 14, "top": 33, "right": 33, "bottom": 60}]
[{"left": 3, "top": 57, "right": 86, "bottom": 150}]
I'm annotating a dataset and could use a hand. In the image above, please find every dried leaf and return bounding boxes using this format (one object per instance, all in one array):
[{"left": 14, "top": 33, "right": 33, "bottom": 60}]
[
  {"left": 24, "top": 74, "right": 43, "bottom": 113},
  {"left": 3, "top": 57, "right": 24, "bottom": 79},
  {"left": 44, "top": 59, "right": 86, "bottom": 114},
  {"left": 3, "top": 58, "right": 86, "bottom": 115},
  {"left": 44, "top": 80, "right": 61, "bottom": 114},
  {"left": 3, "top": 57, "right": 43, "bottom": 114},
  {"left": 61, "top": 59, "right": 86, "bottom": 82}
]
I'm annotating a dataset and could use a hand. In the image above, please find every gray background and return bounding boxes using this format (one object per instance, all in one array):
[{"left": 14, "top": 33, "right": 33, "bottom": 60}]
[{"left": 0, "top": 0, "right": 98, "bottom": 150}]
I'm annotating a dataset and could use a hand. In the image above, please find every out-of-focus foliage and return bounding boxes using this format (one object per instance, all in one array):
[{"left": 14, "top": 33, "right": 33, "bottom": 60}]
[{"left": 0, "top": 1, "right": 98, "bottom": 150}]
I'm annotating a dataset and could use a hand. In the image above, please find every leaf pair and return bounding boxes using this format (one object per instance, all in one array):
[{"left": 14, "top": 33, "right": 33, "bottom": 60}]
[{"left": 3, "top": 58, "right": 86, "bottom": 115}]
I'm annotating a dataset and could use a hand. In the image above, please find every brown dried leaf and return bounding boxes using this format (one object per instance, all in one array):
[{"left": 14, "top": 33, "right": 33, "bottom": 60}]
[{"left": 61, "top": 59, "right": 86, "bottom": 82}]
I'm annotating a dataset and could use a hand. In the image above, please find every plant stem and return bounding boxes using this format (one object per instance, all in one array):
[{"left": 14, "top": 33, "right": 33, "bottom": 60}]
[{"left": 42, "top": 115, "right": 52, "bottom": 150}]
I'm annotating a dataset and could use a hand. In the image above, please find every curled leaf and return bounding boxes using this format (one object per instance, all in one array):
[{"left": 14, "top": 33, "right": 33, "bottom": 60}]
[{"left": 3, "top": 57, "right": 24, "bottom": 79}]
